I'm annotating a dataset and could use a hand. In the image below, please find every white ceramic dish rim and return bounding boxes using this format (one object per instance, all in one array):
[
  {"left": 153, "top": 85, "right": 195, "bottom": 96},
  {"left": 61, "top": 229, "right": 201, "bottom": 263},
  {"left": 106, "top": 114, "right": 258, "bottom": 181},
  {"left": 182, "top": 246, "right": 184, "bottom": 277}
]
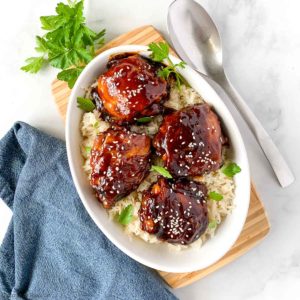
[{"left": 66, "top": 45, "right": 250, "bottom": 273}]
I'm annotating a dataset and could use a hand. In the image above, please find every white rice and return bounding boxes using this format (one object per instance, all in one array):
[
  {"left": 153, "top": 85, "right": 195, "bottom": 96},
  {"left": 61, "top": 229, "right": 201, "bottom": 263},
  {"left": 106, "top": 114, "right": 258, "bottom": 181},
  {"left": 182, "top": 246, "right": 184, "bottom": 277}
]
[
  {"left": 80, "top": 111, "right": 110, "bottom": 177},
  {"left": 80, "top": 83, "right": 235, "bottom": 250},
  {"left": 164, "top": 83, "right": 204, "bottom": 110}
]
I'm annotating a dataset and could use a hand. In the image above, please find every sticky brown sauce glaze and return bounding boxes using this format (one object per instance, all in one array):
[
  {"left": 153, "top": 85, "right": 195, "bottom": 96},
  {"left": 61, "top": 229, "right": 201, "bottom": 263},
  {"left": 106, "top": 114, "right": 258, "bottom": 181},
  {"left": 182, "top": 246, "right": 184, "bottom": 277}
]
[
  {"left": 139, "top": 177, "right": 208, "bottom": 245},
  {"left": 91, "top": 87, "right": 103, "bottom": 112},
  {"left": 90, "top": 128, "right": 151, "bottom": 208},
  {"left": 86, "top": 52, "right": 229, "bottom": 245},
  {"left": 96, "top": 53, "right": 169, "bottom": 124},
  {"left": 153, "top": 104, "right": 226, "bottom": 177}
]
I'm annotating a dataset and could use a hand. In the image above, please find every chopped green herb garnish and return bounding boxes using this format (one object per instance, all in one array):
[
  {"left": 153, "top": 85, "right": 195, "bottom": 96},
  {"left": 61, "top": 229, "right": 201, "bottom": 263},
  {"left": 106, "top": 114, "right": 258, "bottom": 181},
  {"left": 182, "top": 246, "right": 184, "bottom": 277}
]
[
  {"left": 118, "top": 204, "right": 134, "bottom": 225},
  {"left": 148, "top": 42, "right": 189, "bottom": 90},
  {"left": 208, "top": 191, "right": 223, "bottom": 201},
  {"left": 77, "top": 97, "right": 95, "bottom": 112},
  {"left": 21, "top": 0, "right": 106, "bottom": 88},
  {"left": 93, "top": 121, "right": 99, "bottom": 128},
  {"left": 136, "top": 117, "right": 153, "bottom": 123},
  {"left": 222, "top": 162, "right": 242, "bottom": 178},
  {"left": 85, "top": 146, "right": 91, "bottom": 153},
  {"left": 150, "top": 165, "right": 173, "bottom": 179},
  {"left": 208, "top": 220, "right": 217, "bottom": 229}
]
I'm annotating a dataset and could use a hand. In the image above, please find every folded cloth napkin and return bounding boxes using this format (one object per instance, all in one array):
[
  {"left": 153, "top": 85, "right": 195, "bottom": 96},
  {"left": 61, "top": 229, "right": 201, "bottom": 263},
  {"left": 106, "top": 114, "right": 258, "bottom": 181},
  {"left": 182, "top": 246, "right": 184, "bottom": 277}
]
[{"left": 0, "top": 122, "right": 177, "bottom": 300}]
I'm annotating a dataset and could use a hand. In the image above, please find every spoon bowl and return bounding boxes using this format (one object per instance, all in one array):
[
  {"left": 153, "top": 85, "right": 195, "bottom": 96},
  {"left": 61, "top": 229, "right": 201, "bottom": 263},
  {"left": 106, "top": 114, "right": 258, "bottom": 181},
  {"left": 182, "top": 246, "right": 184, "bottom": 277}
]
[
  {"left": 168, "top": 0, "right": 223, "bottom": 77},
  {"left": 168, "top": 0, "right": 294, "bottom": 187}
]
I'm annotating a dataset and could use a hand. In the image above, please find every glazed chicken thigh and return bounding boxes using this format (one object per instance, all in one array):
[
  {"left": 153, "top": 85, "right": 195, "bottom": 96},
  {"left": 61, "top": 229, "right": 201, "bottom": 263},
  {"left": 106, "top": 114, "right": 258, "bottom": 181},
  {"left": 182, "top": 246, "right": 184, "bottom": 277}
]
[
  {"left": 139, "top": 177, "right": 208, "bottom": 245},
  {"left": 90, "top": 128, "right": 151, "bottom": 208},
  {"left": 97, "top": 54, "right": 169, "bottom": 123},
  {"left": 153, "top": 104, "right": 226, "bottom": 177}
]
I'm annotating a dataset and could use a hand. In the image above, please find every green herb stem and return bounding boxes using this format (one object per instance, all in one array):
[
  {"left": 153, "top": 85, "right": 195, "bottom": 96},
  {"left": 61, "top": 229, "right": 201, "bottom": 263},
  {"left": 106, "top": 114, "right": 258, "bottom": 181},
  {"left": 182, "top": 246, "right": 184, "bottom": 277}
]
[{"left": 148, "top": 42, "right": 189, "bottom": 90}]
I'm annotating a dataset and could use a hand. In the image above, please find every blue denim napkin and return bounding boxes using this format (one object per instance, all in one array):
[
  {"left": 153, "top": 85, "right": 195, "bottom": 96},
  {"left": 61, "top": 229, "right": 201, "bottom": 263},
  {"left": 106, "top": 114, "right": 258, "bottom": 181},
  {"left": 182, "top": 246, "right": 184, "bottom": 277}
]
[{"left": 0, "top": 122, "right": 177, "bottom": 300}]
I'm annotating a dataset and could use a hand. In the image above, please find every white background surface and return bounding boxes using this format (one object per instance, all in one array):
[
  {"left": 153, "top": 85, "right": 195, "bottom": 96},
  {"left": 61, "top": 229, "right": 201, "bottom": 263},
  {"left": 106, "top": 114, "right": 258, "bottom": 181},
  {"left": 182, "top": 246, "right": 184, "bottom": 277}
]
[{"left": 0, "top": 0, "right": 300, "bottom": 299}]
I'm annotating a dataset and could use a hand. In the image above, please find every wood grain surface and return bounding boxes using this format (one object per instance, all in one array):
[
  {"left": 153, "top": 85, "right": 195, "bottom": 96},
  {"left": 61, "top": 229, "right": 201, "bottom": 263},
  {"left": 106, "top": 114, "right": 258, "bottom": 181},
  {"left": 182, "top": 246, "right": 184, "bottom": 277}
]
[{"left": 51, "top": 25, "right": 270, "bottom": 289}]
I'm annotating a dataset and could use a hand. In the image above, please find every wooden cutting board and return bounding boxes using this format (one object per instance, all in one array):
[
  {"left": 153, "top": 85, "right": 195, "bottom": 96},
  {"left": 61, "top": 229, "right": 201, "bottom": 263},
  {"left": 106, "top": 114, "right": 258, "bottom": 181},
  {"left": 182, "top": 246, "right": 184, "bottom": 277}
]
[{"left": 51, "top": 25, "right": 270, "bottom": 289}]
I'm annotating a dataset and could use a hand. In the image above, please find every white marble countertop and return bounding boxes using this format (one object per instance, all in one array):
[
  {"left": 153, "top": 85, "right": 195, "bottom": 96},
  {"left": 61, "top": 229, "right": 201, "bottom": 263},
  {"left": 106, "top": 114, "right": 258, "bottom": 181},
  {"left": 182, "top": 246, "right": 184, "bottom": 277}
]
[{"left": 0, "top": 0, "right": 299, "bottom": 299}]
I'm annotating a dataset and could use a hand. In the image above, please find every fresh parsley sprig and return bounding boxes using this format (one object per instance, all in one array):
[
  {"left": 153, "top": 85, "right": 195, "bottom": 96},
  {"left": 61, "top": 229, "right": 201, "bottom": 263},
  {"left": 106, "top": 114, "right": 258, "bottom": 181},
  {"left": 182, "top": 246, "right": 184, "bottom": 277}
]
[
  {"left": 77, "top": 97, "right": 96, "bottom": 112},
  {"left": 208, "top": 191, "right": 223, "bottom": 201},
  {"left": 148, "top": 42, "right": 189, "bottom": 89},
  {"left": 21, "top": 0, "right": 106, "bottom": 89},
  {"left": 222, "top": 162, "right": 241, "bottom": 178}
]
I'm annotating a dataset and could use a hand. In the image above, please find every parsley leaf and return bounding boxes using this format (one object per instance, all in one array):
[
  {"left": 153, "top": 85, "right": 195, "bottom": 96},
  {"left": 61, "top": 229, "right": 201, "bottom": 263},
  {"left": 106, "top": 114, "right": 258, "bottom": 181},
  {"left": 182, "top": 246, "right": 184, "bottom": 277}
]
[
  {"left": 57, "top": 66, "right": 84, "bottom": 88},
  {"left": 136, "top": 116, "right": 153, "bottom": 123},
  {"left": 85, "top": 146, "right": 91, "bottom": 153},
  {"left": 48, "top": 47, "right": 93, "bottom": 70},
  {"left": 148, "top": 42, "right": 189, "bottom": 90},
  {"left": 21, "top": 0, "right": 106, "bottom": 88},
  {"left": 208, "top": 220, "right": 217, "bottom": 229},
  {"left": 209, "top": 191, "right": 223, "bottom": 201},
  {"left": 118, "top": 204, "right": 134, "bottom": 225},
  {"left": 40, "top": 15, "right": 65, "bottom": 31},
  {"left": 35, "top": 36, "right": 48, "bottom": 53},
  {"left": 157, "top": 67, "right": 172, "bottom": 79},
  {"left": 150, "top": 165, "right": 173, "bottom": 179},
  {"left": 222, "top": 162, "right": 242, "bottom": 178},
  {"left": 148, "top": 42, "right": 169, "bottom": 62},
  {"left": 77, "top": 97, "right": 95, "bottom": 112},
  {"left": 21, "top": 57, "right": 46, "bottom": 73}
]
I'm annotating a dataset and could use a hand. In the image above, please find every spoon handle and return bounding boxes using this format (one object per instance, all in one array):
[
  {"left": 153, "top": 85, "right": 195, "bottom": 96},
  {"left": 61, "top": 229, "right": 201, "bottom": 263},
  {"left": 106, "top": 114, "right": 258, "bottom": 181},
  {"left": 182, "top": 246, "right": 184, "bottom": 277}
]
[{"left": 220, "top": 75, "right": 294, "bottom": 188}]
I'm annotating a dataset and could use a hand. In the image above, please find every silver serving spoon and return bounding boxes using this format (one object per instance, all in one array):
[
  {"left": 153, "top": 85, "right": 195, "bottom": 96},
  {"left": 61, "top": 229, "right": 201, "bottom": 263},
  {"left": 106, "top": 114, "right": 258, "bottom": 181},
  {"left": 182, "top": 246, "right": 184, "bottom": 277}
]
[{"left": 168, "top": 0, "right": 294, "bottom": 188}]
